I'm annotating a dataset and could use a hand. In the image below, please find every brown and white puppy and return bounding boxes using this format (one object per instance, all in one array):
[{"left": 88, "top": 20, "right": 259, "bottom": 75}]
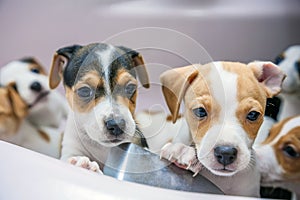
[
  {"left": 255, "top": 115, "right": 300, "bottom": 200},
  {"left": 0, "top": 85, "right": 62, "bottom": 158},
  {"left": 0, "top": 57, "right": 68, "bottom": 128},
  {"left": 49, "top": 43, "right": 149, "bottom": 173},
  {"left": 139, "top": 61, "right": 285, "bottom": 197}
]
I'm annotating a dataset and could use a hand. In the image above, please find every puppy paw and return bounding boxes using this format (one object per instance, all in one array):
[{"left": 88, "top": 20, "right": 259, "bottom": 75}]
[
  {"left": 68, "top": 156, "right": 103, "bottom": 174},
  {"left": 160, "top": 143, "right": 202, "bottom": 177}
]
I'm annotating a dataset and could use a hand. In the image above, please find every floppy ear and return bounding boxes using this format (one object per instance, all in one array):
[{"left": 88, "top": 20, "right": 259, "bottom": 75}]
[
  {"left": 117, "top": 46, "right": 150, "bottom": 88},
  {"left": 7, "top": 83, "right": 28, "bottom": 118},
  {"left": 248, "top": 61, "right": 286, "bottom": 97},
  {"left": 160, "top": 66, "right": 199, "bottom": 123},
  {"left": 49, "top": 45, "right": 82, "bottom": 89},
  {"left": 132, "top": 53, "right": 150, "bottom": 88}
]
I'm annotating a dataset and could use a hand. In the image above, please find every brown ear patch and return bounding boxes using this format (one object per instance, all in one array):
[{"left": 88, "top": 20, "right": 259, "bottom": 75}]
[
  {"left": 262, "top": 117, "right": 293, "bottom": 145},
  {"left": 37, "top": 129, "right": 51, "bottom": 143},
  {"left": 275, "top": 127, "right": 300, "bottom": 177}
]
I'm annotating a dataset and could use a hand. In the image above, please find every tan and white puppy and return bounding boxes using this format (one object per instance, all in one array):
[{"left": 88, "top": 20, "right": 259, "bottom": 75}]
[
  {"left": 255, "top": 115, "right": 300, "bottom": 200},
  {"left": 0, "top": 85, "right": 62, "bottom": 158},
  {"left": 274, "top": 45, "right": 300, "bottom": 119},
  {"left": 139, "top": 61, "right": 285, "bottom": 197},
  {"left": 49, "top": 43, "right": 149, "bottom": 173},
  {"left": 0, "top": 57, "right": 68, "bottom": 128}
]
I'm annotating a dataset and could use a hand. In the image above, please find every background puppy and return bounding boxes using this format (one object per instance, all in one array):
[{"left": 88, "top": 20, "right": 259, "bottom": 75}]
[
  {"left": 139, "top": 61, "right": 285, "bottom": 197},
  {"left": 0, "top": 57, "right": 68, "bottom": 128},
  {"left": 274, "top": 45, "right": 300, "bottom": 120},
  {"left": 255, "top": 115, "right": 300, "bottom": 200},
  {"left": 49, "top": 43, "right": 149, "bottom": 173},
  {"left": 0, "top": 85, "right": 62, "bottom": 158}
]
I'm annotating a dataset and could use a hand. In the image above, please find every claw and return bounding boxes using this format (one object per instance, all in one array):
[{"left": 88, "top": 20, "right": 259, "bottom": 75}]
[
  {"left": 193, "top": 171, "right": 199, "bottom": 177},
  {"left": 186, "top": 162, "right": 192, "bottom": 170},
  {"left": 168, "top": 154, "right": 174, "bottom": 161}
]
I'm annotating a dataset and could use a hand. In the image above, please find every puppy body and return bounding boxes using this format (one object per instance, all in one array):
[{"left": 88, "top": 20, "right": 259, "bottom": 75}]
[
  {"left": 139, "top": 61, "right": 285, "bottom": 196},
  {"left": 275, "top": 45, "right": 300, "bottom": 120},
  {"left": 255, "top": 115, "right": 300, "bottom": 199},
  {"left": 0, "top": 58, "right": 69, "bottom": 128},
  {"left": 49, "top": 43, "right": 149, "bottom": 171},
  {"left": 0, "top": 86, "right": 62, "bottom": 158}
]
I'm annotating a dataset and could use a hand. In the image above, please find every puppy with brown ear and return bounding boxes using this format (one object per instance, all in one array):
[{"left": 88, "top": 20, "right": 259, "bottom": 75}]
[
  {"left": 49, "top": 43, "right": 149, "bottom": 173},
  {"left": 255, "top": 115, "right": 300, "bottom": 200},
  {"left": 0, "top": 85, "right": 61, "bottom": 158},
  {"left": 138, "top": 61, "right": 285, "bottom": 197}
]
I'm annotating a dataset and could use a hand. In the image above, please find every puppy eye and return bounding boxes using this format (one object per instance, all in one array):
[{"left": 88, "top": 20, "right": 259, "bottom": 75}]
[
  {"left": 125, "top": 83, "right": 137, "bottom": 98},
  {"left": 246, "top": 111, "right": 260, "bottom": 121},
  {"left": 283, "top": 145, "right": 300, "bottom": 158},
  {"left": 274, "top": 54, "right": 285, "bottom": 65},
  {"left": 193, "top": 107, "right": 207, "bottom": 119},
  {"left": 30, "top": 68, "right": 40, "bottom": 74},
  {"left": 76, "top": 86, "right": 94, "bottom": 99}
]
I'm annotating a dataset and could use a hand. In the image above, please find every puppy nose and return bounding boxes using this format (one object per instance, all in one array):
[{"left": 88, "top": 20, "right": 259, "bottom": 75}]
[
  {"left": 105, "top": 118, "right": 126, "bottom": 136},
  {"left": 30, "top": 81, "right": 42, "bottom": 92},
  {"left": 214, "top": 146, "right": 238, "bottom": 166}
]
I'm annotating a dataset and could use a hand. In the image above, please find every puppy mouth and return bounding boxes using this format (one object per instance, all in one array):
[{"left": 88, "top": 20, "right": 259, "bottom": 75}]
[{"left": 28, "top": 91, "right": 50, "bottom": 108}]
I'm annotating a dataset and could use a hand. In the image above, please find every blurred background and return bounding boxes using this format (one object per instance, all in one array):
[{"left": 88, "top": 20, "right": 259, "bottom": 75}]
[{"left": 1, "top": 0, "right": 300, "bottom": 110}]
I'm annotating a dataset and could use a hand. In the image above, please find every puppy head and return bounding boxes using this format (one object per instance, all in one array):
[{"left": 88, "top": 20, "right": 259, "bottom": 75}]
[
  {"left": 256, "top": 116, "right": 300, "bottom": 184},
  {"left": 274, "top": 45, "right": 300, "bottom": 93},
  {"left": 161, "top": 61, "right": 285, "bottom": 176},
  {"left": 49, "top": 43, "right": 149, "bottom": 147},
  {"left": 0, "top": 57, "right": 50, "bottom": 113},
  {"left": 0, "top": 84, "right": 27, "bottom": 139}
]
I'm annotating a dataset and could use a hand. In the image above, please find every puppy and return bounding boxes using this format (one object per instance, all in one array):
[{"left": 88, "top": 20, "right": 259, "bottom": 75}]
[
  {"left": 0, "top": 57, "right": 68, "bottom": 128},
  {"left": 274, "top": 45, "right": 300, "bottom": 119},
  {"left": 49, "top": 43, "right": 149, "bottom": 173},
  {"left": 255, "top": 115, "right": 300, "bottom": 200},
  {"left": 0, "top": 85, "right": 62, "bottom": 158},
  {"left": 139, "top": 61, "right": 285, "bottom": 197}
]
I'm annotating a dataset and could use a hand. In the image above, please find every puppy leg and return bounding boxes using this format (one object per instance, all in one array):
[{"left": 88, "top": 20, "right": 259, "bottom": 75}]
[
  {"left": 160, "top": 142, "right": 202, "bottom": 176},
  {"left": 68, "top": 156, "right": 103, "bottom": 174}
]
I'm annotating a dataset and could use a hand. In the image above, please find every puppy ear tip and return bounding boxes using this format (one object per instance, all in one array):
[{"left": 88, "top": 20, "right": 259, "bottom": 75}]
[{"left": 143, "top": 84, "right": 150, "bottom": 89}]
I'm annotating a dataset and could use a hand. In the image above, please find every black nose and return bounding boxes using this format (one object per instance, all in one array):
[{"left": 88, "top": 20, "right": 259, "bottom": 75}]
[
  {"left": 105, "top": 118, "right": 126, "bottom": 136},
  {"left": 30, "top": 81, "right": 42, "bottom": 92},
  {"left": 214, "top": 146, "right": 238, "bottom": 166}
]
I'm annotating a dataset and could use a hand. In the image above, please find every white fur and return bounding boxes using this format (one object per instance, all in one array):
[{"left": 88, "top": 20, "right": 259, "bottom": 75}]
[
  {"left": 0, "top": 61, "right": 69, "bottom": 128},
  {"left": 0, "top": 119, "right": 62, "bottom": 158},
  {"left": 137, "top": 111, "right": 191, "bottom": 154}
]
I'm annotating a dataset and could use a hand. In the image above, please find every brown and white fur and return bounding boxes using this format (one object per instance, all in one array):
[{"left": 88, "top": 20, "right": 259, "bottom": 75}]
[
  {"left": 138, "top": 61, "right": 285, "bottom": 197},
  {"left": 0, "top": 85, "right": 62, "bottom": 158},
  {"left": 0, "top": 57, "right": 68, "bottom": 128},
  {"left": 49, "top": 43, "right": 149, "bottom": 173},
  {"left": 255, "top": 115, "right": 300, "bottom": 200}
]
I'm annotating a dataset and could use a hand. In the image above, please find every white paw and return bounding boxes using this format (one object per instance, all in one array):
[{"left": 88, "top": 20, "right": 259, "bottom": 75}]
[
  {"left": 68, "top": 156, "right": 103, "bottom": 174},
  {"left": 160, "top": 143, "right": 202, "bottom": 176}
]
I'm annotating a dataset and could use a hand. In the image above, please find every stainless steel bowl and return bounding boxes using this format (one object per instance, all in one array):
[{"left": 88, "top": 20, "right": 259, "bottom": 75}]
[{"left": 103, "top": 143, "right": 223, "bottom": 194}]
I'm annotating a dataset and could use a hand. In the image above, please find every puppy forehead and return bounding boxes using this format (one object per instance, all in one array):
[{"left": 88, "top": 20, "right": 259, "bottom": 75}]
[
  {"left": 64, "top": 43, "right": 136, "bottom": 87},
  {"left": 268, "top": 116, "right": 300, "bottom": 145}
]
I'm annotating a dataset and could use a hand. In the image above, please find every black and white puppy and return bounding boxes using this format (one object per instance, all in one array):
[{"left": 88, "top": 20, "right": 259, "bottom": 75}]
[{"left": 49, "top": 43, "right": 149, "bottom": 173}]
